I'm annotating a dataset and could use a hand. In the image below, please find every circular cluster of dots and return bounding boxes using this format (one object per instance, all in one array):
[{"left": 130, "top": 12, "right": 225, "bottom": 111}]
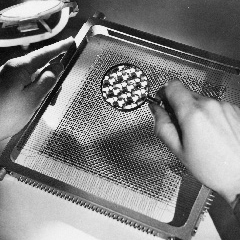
[{"left": 102, "top": 64, "right": 149, "bottom": 111}]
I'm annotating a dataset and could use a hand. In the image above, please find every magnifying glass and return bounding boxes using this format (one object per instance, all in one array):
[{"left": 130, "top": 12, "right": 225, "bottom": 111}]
[{"left": 101, "top": 64, "right": 162, "bottom": 111}]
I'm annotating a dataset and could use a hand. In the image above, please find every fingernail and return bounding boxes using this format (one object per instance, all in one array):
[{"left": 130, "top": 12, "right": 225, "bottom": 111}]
[{"left": 50, "top": 62, "right": 64, "bottom": 76}]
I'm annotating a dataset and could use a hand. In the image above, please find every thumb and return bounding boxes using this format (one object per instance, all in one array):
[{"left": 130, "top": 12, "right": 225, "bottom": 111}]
[
  {"left": 148, "top": 102, "right": 182, "bottom": 157},
  {"left": 24, "top": 62, "right": 64, "bottom": 106}
]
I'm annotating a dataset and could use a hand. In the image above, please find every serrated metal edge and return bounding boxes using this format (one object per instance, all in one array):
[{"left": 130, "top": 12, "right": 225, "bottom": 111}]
[{"left": 17, "top": 176, "right": 158, "bottom": 236}]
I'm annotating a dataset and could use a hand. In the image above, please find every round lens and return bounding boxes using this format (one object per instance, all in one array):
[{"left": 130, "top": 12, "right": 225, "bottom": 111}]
[
  {"left": 102, "top": 64, "right": 149, "bottom": 111},
  {"left": 2, "top": 1, "right": 61, "bottom": 20}
]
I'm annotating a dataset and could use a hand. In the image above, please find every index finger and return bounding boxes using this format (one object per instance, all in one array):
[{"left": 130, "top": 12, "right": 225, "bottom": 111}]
[
  {"left": 156, "top": 80, "right": 200, "bottom": 121},
  {"left": 20, "top": 37, "right": 75, "bottom": 75}
]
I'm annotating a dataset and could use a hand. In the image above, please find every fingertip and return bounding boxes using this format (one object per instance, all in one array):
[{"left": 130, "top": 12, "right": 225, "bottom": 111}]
[
  {"left": 48, "top": 62, "right": 64, "bottom": 77},
  {"left": 155, "top": 79, "right": 182, "bottom": 98}
]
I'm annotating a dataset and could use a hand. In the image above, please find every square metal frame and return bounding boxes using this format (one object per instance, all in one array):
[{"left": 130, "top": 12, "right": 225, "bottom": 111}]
[{"left": 2, "top": 13, "right": 239, "bottom": 240}]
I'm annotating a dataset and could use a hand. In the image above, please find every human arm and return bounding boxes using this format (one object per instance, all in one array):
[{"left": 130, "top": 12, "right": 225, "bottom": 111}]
[
  {"left": 148, "top": 80, "right": 240, "bottom": 208},
  {"left": 0, "top": 37, "right": 74, "bottom": 141}
]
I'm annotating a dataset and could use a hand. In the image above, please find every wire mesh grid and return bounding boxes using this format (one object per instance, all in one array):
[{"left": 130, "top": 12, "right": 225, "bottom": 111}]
[{"left": 13, "top": 34, "right": 228, "bottom": 224}]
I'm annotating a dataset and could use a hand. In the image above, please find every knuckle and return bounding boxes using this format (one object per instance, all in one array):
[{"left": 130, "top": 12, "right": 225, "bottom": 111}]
[
  {"left": 189, "top": 106, "right": 204, "bottom": 120},
  {"left": 201, "top": 98, "right": 219, "bottom": 110},
  {"left": 182, "top": 98, "right": 220, "bottom": 125},
  {"left": 179, "top": 100, "right": 204, "bottom": 125}
]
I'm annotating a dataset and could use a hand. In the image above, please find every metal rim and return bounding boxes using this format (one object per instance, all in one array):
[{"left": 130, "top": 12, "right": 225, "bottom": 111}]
[
  {"left": 101, "top": 63, "right": 149, "bottom": 112},
  {"left": 0, "top": 1, "right": 64, "bottom": 23}
]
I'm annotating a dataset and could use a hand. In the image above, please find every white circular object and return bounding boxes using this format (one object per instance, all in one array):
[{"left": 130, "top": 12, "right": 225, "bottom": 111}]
[
  {"left": 0, "top": 1, "right": 78, "bottom": 47},
  {"left": 0, "top": 1, "right": 63, "bottom": 22}
]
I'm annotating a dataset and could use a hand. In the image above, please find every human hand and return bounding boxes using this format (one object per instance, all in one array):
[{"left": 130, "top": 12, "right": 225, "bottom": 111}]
[
  {"left": 0, "top": 37, "right": 74, "bottom": 141},
  {"left": 149, "top": 80, "right": 240, "bottom": 207}
]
